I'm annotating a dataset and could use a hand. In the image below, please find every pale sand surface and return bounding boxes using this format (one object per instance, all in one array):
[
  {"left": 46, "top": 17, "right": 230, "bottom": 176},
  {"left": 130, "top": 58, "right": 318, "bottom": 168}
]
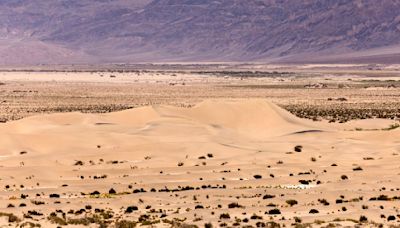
[{"left": 0, "top": 99, "right": 399, "bottom": 227}]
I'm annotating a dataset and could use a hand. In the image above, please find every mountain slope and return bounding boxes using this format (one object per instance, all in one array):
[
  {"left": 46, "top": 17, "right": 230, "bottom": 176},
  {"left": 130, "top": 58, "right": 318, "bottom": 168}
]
[{"left": 1, "top": 0, "right": 400, "bottom": 64}]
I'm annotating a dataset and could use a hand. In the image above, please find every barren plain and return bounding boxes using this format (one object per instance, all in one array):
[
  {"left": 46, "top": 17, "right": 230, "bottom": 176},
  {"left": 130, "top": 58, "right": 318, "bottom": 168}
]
[{"left": 0, "top": 64, "right": 399, "bottom": 227}]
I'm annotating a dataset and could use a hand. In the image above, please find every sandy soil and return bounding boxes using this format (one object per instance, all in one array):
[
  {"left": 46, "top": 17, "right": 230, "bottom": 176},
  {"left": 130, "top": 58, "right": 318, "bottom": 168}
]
[
  {"left": 0, "top": 99, "right": 399, "bottom": 227},
  {"left": 0, "top": 65, "right": 399, "bottom": 227}
]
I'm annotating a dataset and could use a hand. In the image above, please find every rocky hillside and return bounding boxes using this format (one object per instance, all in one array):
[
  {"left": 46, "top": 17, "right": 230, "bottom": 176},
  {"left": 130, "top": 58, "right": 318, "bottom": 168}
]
[{"left": 1, "top": 0, "right": 400, "bottom": 64}]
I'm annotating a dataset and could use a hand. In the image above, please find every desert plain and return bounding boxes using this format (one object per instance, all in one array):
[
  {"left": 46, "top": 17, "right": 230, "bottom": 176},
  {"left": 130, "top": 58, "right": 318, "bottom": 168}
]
[{"left": 0, "top": 64, "right": 399, "bottom": 227}]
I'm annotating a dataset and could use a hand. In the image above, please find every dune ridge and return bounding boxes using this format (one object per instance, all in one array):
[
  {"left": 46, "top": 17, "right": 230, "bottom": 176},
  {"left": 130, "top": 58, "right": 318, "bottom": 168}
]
[{"left": 1, "top": 100, "right": 320, "bottom": 142}]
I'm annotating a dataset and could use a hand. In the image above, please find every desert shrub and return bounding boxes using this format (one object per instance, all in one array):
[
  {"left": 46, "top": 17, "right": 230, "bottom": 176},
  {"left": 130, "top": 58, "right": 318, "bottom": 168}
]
[
  {"left": 299, "top": 180, "right": 310, "bottom": 185},
  {"left": 195, "top": 205, "right": 204, "bottom": 209},
  {"left": 309, "top": 209, "right": 319, "bottom": 214},
  {"left": 74, "top": 160, "right": 84, "bottom": 166},
  {"left": 219, "top": 213, "right": 230, "bottom": 219},
  {"left": 267, "top": 209, "right": 281, "bottom": 215},
  {"left": 286, "top": 199, "right": 298, "bottom": 206},
  {"left": 318, "top": 198, "right": 330, "bottom": 206},
  {"left": 263, "top": 194, "right": 275, "bottom": 199},
  {"left": 250, "top": 214, "right": 262, "bottom": 220},
  {"left": 47, "top": 214, "right": 67, "bottom": 225},
  {"left": 294, "top": 217, "right": 302, "bottom": 223},
  {"left": 0, "top": 212, "right": 20, "bottom": 223},
  {"left": 294, "top": 145, "right": 303, "bottom": 152},
  {"left": 125, "top": 206, "right": 138, "bottom": 213},
  {"left": 228, "top": 202, "right": 243, "bottom": 208},
  {"left": 359, "top": 215, "right": 368, "bottom": 222},
  {"left": 115, "top": 220, "right": 137, "bottom": 228}
]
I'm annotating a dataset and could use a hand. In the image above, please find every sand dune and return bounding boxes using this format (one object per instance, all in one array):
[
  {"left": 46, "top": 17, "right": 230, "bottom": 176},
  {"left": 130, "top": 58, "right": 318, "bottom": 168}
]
[{"left": 0, "top": 100, "right": 399, "bottom": 226}]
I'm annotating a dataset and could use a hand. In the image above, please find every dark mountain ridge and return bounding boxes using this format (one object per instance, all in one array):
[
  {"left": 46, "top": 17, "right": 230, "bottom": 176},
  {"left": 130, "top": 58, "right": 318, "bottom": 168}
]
[{"left": 1, "top": 0, "right": 400, "bottom": 65}]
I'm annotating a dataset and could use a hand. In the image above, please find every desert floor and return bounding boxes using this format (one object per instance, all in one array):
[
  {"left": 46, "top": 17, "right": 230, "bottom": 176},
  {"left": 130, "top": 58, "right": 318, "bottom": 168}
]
[{"left": 0, "top": 64, "right": 399, "bottom": 227}]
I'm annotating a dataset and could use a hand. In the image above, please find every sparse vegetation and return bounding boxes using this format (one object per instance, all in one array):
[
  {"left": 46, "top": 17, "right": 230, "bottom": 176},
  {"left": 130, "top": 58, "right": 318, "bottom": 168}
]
[{"left": 286, "top": 199, "right": 298, "bottom": 206}]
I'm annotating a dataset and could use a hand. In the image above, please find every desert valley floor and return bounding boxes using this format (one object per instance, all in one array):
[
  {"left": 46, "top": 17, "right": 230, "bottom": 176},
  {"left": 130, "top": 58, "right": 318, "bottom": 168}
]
[{"left": 0, "top": 64, "right": 399, "bottom": 227}]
